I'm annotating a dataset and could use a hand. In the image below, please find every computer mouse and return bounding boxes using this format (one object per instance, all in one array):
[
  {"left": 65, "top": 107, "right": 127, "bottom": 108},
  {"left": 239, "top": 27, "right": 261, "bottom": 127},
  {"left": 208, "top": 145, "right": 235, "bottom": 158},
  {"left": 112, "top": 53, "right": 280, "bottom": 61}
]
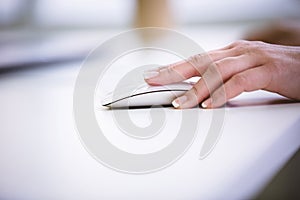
[{"left": 101, "top": 82, "right": 193, "bottom": 108}]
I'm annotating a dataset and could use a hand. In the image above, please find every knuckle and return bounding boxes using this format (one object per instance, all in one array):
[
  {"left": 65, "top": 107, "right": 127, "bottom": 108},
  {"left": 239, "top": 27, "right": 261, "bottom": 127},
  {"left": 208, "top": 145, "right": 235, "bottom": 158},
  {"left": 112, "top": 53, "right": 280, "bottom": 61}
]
[
  {"left": 213, "top": 87, "right": 226, "bottom": 100},
  {"left": 188, "top": 54, "right": 201, "bottom": 67},
  {"left": 247, "top": 41, "right": 274, "bottom": 63},
  {"left": 166, "top": 64, "right": 174, "bottom": 72},
  {"left": 231, "top": 40, "right": 251, "bottom": 49},
  {"left": 160, "top": 65, "right": 172, "bottom": 76},
  {"left": 231, "top": 40, "right": 266, "bottom": 56},
  {"left": 188, "top": 53, "right": 210, "bottom": 67},
  {"left": 231, "top": 40, "right": 266, "bottom": 52},
  {"left": 257, "top": 43, "right": 273, "bottom": 57},
  {"left": 182, "top": 86, "right": 203, "bottom": 106},
  {"left": 232, "top": 40, "right": 247, "bottom": 46},
  {"left": 234, "top": 42, "right": 251, "bottom": 54},
  {"left": 212, "top": 61, "right": 225, "bottom": 80},
  {"left": 203, "top": 64, "right": 215, "bottom": 80},
  {"left": 232, "top": 74, "right": 248, "bottom": 88},
  {"left": 165, "top": 64, "right": 180, "bottom": 75},
  {"left": 164, "top": 66, "right": 182, "bottom": 81},
  {"left": 213, "top": 58, "right": 234, "bottom": 78},
  {"left": 191, "top": 86, "right": 200, "bottom": 97}
]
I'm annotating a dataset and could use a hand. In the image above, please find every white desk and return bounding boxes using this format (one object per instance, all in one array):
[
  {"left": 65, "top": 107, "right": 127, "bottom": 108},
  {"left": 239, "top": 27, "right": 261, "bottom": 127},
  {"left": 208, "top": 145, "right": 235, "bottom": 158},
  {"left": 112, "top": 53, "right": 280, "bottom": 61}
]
[{"left": 0, "top": 26, "right": 299, "bottom": 199}]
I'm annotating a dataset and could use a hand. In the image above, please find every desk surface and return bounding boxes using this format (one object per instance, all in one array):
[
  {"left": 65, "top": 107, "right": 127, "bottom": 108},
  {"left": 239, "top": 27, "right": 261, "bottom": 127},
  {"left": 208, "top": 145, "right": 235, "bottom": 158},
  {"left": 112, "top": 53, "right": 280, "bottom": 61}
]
[{"left": 0, "top": 26, "right": 299, "bottom": 199}]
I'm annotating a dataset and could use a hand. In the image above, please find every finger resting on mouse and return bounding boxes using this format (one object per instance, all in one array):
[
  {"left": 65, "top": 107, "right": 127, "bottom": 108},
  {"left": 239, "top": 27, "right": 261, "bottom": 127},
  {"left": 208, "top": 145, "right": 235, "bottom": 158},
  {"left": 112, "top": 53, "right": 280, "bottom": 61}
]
[{"left": 145, "top": 40, "right": 300, "bottom": 109}]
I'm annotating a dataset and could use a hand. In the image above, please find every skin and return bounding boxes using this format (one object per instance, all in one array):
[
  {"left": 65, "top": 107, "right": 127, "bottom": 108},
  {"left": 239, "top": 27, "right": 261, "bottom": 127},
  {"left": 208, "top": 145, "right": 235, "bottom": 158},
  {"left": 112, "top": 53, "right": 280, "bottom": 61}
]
[{"left": 144, "top": 40, "right": 300, "bottom": 109}]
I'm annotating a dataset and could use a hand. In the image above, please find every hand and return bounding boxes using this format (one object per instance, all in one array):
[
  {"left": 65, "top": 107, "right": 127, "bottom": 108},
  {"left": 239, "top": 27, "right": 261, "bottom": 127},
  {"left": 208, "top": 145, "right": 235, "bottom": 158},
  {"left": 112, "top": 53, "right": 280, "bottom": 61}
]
[{"left": 143, "top": 40, "right": 300, "bottom": 109}]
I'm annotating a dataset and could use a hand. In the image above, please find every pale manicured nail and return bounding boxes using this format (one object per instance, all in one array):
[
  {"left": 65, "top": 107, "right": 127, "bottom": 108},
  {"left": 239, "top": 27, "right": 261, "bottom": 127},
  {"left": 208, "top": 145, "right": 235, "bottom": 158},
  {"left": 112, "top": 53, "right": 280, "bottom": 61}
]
[
  {"left": 172, "top": 95, "right": 188, "bottom": 108},
  {"left": 172, "top": 100, "right": 180, "bottom": 108},
  {"left": 201, "top": 99, "right": 211, "bottom": 108},
  {"left": 143, "top": 70, "right": 159, "bottom": 79}
]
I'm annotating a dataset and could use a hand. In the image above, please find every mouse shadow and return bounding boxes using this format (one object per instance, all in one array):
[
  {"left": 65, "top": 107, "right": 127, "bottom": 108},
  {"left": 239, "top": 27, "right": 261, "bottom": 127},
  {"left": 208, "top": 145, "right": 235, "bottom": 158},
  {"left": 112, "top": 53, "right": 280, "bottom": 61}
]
[
  {"left": 99, "top": 98, "right": 299, "bottom": 111},
  {"left": 225, "top": 97, "right": 299, "bottom": 108},
  {"left": 103, "top": 104, "right": 174, "bottom": 110}
]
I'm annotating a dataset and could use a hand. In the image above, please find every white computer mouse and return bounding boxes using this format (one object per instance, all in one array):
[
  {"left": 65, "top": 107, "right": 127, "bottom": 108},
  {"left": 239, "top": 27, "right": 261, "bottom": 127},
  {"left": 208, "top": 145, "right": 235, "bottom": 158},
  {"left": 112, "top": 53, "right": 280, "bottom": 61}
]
[{"left": 101, "top": 82, "right": 193, "bottom": 108}]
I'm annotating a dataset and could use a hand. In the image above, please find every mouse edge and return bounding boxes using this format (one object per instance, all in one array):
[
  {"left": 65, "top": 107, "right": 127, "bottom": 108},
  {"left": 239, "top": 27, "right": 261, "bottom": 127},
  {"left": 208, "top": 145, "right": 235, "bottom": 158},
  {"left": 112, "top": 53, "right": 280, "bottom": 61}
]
[{"left": 101, "top": 89, "right": 188, "bottom": 107}]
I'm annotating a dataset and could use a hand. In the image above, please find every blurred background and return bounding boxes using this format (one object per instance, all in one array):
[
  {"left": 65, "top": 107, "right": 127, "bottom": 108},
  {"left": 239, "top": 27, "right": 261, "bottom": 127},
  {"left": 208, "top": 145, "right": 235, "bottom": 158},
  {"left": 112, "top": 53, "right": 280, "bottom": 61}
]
[
  {"left": 1, "top": 0, "right": 300, "bottom": 71},
  {"left": 1, "top": 0, "right": 300, "bottom": 29}
]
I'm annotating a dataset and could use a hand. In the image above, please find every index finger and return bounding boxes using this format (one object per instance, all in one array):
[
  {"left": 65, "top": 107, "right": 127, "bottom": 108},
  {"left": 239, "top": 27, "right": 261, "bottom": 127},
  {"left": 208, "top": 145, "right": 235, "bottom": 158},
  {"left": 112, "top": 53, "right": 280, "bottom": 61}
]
[{"left": 144, "top": 49, "right": 237, "bottom": 85}]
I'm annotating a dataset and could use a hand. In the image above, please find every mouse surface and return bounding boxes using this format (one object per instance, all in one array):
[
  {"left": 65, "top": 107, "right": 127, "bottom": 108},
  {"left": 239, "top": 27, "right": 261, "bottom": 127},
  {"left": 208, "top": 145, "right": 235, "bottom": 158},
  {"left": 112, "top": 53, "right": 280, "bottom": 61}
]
[{"left": 101, "top": 82, "right": 193, "bottom": 108}]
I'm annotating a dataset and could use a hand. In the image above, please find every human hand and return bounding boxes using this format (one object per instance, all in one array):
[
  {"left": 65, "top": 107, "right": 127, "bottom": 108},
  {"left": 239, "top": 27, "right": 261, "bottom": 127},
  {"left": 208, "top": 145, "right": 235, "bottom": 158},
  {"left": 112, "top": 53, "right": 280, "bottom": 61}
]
[{"left": 143, "top": 40, "right": 300, "bottom": 109}]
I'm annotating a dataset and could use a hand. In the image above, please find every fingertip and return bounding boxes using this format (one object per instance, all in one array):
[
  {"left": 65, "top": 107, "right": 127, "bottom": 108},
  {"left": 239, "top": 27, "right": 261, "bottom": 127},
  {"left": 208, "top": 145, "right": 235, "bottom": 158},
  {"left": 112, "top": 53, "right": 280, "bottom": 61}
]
[
  {"left": 171, "top": 99, "right": 180, "bottom": 109},
  {"left": 172, "top": 95, "right": 188, "bottom": 109},
  {"left": 143, "top": 68, "right": 165, "bottom": 86},
  {"left": 208, "top": 90, "right": 228, "bottom": 108},
  {"left": 201, "top": 100, "right": 209, "bottom": 108},
  {"left": 143, "top": 70, "right": 159, "bottom": 80},
  {"left": 175, "top": 90, "right": 200, "bottom": 109},
  {"left": 143, "top": 78, "right": 162, "bottom": 86}
]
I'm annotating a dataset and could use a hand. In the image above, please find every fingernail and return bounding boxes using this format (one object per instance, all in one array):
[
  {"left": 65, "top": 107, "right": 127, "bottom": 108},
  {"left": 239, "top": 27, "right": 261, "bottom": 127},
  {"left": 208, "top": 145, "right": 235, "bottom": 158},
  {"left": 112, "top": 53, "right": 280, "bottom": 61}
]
[
  {"left": 143, "top": 70, "right": 159, "bottom": 79},
  {"left": 201, "top": 99, "right": 211, "bottom": 108},
  {"left": 172, "top": 95, "right": 188, "bottom": 108}
]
